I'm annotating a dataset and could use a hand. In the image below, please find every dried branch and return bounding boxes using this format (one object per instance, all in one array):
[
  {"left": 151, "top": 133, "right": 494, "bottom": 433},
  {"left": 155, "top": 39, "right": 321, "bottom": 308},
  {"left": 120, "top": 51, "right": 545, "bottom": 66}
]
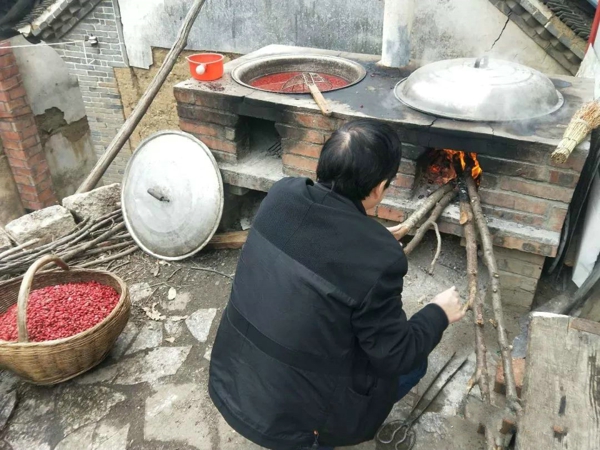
[
  {"left": 0, "top": 239, "right": 39, "bottom": 260},
  {"left": 465, "top": 176, "right": 520, "bottom": 412},
  {"left": 403, "top": 189, "right": 457, "bottom": 255},
  {"left": 74, "top": 246, "right": 139, "bottom": 269},
  {"left": 460, "top": 183, "right": 491, "bottom": 403},
  {"left": 427, "top": 222, "right": 442, "bottom": 275},
  {"left": 388, "top": 183, "right": 454, "bottom": 240},
  {"left": 189, "top": 265, "right": 234, "bottom": 280}
]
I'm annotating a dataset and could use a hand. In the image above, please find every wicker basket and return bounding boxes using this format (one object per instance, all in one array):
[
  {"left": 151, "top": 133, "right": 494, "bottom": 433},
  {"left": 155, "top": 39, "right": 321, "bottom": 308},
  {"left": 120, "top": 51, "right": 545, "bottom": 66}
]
[{"left": 0, "top": 255, "right": 130, "bottom": 385}]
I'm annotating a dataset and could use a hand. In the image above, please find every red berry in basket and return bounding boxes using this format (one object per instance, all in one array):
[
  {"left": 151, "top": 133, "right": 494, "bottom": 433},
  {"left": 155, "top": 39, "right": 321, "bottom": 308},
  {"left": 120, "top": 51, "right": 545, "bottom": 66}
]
[{"left": 0, "top": 281, "right": 120, "bottom": 342}]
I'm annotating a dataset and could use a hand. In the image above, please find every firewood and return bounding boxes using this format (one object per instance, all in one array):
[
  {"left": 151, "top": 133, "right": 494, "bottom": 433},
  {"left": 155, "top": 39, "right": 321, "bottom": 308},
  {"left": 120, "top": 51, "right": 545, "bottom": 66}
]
[
  {"left": 387, "top": 183, "right": 454, "bottom": 240},
  {"left": 459, "top": 182, "right": 490, "bottom": 403},
  {"left": 427, "top": 222, "right": 442, "bottom": 275},
  {"left": 403, "top": 188, "right": 457, "bottom": 255},
  {"left": 465, "top": 176, "right": 520, "bottom": 413},
  {"left": 207, "top": 231, "right": 249, "bottom": 250}
]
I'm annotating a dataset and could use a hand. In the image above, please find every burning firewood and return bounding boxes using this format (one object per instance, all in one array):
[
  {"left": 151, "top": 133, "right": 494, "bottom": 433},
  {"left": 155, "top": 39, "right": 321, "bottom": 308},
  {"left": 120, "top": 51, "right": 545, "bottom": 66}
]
[
  {"left": 403, "top": 188, "right": 457, "bottom": 258},
  {"left": 387, "top": 183, "right": 454, "bottom": 240}
]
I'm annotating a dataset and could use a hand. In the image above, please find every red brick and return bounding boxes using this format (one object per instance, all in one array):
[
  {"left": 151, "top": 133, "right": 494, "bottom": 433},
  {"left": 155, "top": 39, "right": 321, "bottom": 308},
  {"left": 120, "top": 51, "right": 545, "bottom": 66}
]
[
  {"left": 0, "top": 64, "right": 19, "bottom": 80},
  {"left": 479, "top": 173, "right": 499, "bottom": 190},
  {"left": 5, "top": 157, "right": 28, "bottom": 169},
  {"left": 548, "top": 148, "right": 588, "bottom": 172},
  {"left": 38, "top": 187, "right": 57, "bottom": 204},
  {"left": 377, "top": 206, "right": 406, "bottom": 223},
  {"left": 282, "top": 139, "right": 322, "bottom": 159},
  {"left": 17, "top": 184, "right": 40, "bottom": 195},
  {"left": 275, "top": 123, "right": 330, "bottom": 144},
  {"left": 177, "top": 104, "right": 241, "bottom": 127},
  {"left": 366, "top": 206, "right": 377, "bottom": 217},
  {"left": 398, "top": 159, "right": 417, "bottom": 175},
  {"left": 2, "top": 134, "right": 40, "bottom": 151},
  {"left": 0, "top": 120, "right": 14, "bottom": 131},
  {"left": 179, "top": 119, "right": 242, "bottom": 141},
  {"left": 283, "top": 166, "right": 316, "bottom": 179},
  {"left": 391, "top": 173, "right": 416, "bottom": 189},
  {"left": 187, "top": 133, "right": 240, "bottom": 154},
  {"left": 478, "top": 155, "right": 547, "bottom": 182},
  {"left": 479, "top": 188, "right": 550, "bottom": 216},
  {"left": 492, "top": 235, "right": 556, "bottom": 258},
  {"left": 11, "top": 173, "right": 34, "bottom": 186},
  {"left": 494, "top": 358, "right": 525, "bottom": 398},
  {"left": 1, "top": 76, "right": 20, "bottom": 91},
  {"left": 282, "top": 111, "right": 340, "bottom": 131},
  {"left": 549, "top": 169, "right": 580, "bottom": 188},
  {"left": 482, "top": 206, "right": 545, "bottom": 228},
  {"left": 17, "top": 189, "right": 39, "bottom": 202},
  {"left": 11, "top": 116, "right": 35, "bottom": 131},
  {"left": 282, "top": 154, "right": 318, "bottom": 172},
  {"left": 499, "top": 177, "right": 573, "bottom": 203},
  {"left": 24, "top": 201, "right": 44, "bottom": 211},
  {"left": 0, "top": 44, "right": 13, "bottom": 56},
  {"left": 548, "top": 206, "right": 568, "bottom": 232},
  {"left": 8, "top": 85, "right": 26, "bottom": 100},
  {"left": 0, "top": 91, "right": 11, "bottom": 102}
]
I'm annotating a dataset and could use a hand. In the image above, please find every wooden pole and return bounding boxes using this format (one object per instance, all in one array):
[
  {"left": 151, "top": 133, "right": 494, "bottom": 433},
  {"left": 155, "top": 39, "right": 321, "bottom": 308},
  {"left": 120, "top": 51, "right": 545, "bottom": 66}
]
[{"left": 76, "top": 0, "right": 208, "bottom": 193}]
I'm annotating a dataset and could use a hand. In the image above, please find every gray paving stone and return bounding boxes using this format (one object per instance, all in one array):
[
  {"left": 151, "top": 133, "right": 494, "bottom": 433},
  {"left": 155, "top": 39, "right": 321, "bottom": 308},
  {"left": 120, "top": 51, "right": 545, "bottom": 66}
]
[
  {"left": 2, "top": 421, "right": 52, "bottom": 450},
  {"left": 109, "top": 321, "right": 139, "bottom": 359},
  {"left": 55, "top": 420, "right": 129, "bottom": 450},
  {"left": 185, "top": 308, "right": 218, "bottom": 343},
  {"left": 128, "top": 282, "right": 152, "bottom": 305},
  {"left": 162, "top": 291, "right": 191, "bottom": 311},
  {"left": 125, "top": 321, "right": 163, "bottom": 355},
  {"left": 144, "top": 383, "right": 210, "bottom": 449},
  {"left": 78, "top": 347, "right": 192, "bottom": 386},
  {"left": 57, "top": 386, "right": 126, "bottom": 435},
  {"left": 0, "top": 391, "right": 16, "bottom": 432}
]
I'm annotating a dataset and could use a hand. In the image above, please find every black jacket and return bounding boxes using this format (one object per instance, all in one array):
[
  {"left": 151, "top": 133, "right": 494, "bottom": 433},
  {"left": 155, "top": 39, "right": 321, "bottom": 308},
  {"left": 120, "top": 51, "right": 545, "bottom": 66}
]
[{"left": 209, "top": 178, "right": 448, "bottom": 449}]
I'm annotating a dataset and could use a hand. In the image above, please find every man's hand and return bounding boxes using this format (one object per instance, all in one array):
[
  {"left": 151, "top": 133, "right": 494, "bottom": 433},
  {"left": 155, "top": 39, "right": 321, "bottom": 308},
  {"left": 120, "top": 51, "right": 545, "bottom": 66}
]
[{"left": 431, "top": 286, "right": 465, "bottom": 324}]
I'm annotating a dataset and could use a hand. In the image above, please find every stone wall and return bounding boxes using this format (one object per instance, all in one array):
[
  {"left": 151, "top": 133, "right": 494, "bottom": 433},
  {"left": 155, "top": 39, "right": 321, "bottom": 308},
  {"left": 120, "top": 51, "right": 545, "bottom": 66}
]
[{"left": 51, "top": 0, "right": 130, "bottom": 185}]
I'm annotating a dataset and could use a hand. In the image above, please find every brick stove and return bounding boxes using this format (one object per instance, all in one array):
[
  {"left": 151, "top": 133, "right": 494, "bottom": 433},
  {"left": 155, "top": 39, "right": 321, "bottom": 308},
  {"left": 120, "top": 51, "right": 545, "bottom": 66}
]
[{"left": 174, "top": 45, "right": 594, "bottom": 310}]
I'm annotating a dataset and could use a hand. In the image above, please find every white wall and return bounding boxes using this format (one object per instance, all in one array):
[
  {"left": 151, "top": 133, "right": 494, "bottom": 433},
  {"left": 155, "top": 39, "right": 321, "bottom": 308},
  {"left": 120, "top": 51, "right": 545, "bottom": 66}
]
[{"left": 118, "top": 0, "right": 568, "bottom": 75}]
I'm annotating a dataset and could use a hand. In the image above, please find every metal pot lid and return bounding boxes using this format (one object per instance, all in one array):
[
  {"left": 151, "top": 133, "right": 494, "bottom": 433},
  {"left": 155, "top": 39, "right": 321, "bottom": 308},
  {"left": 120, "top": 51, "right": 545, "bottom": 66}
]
[
  {"left": 122, "top": 131, "right": 224, "bottom": 261},
  {"left": 395, "top": 57, "right": 564, "bottom": 122}
]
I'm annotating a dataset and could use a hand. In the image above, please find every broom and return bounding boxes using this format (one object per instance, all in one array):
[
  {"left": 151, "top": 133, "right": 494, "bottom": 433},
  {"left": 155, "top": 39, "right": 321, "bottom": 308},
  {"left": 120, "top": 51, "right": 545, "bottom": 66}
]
[{"left": 551, "top": 101, "right": 600, "bottom": 164}]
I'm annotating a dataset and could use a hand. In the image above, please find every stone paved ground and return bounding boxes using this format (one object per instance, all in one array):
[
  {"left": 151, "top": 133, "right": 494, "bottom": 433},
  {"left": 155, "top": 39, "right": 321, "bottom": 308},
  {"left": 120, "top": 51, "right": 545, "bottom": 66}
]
[{"left": 0, "top": 233, "right": 527, "bottom": 450}]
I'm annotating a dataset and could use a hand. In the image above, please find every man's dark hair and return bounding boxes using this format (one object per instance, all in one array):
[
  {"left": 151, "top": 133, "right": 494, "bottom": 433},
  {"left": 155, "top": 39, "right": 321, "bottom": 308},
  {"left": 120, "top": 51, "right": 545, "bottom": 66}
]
[{"left": 316, "top": 120, "right": 402, "bottom": 201}]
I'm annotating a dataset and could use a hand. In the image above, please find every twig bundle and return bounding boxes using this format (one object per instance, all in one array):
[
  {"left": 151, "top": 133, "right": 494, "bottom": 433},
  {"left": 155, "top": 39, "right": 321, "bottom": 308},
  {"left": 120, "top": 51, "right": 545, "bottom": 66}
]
[{"left": 551, "top": 101, "right": 600, "bottom": 164}]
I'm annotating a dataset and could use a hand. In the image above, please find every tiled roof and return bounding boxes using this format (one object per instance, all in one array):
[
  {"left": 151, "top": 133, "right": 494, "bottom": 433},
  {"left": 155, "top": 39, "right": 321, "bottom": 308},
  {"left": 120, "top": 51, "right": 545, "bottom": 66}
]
[
  {"left": 14, "top": 0, "right": 102, "bottom": 40},
  {"left": 543, "top": 0, "right": 595, "bottom": 40},
  {"left": 489, "top": 0, "right": 590, "bottom": 75}
]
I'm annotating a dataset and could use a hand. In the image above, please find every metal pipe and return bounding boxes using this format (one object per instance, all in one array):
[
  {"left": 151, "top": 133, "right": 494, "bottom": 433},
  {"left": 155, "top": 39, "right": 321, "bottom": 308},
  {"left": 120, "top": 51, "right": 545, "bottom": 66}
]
[{"left": 380, "top": 0, "right": 415, "bottom": 68}]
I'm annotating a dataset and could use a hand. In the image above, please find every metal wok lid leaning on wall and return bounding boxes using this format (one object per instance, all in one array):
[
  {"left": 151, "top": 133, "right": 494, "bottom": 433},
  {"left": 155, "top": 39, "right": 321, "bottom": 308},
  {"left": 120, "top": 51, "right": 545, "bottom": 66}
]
[
  {"left": 394, "top": 56, "right": 564, "bottom": 122},
  {"left": 122, "top": 131, "right": 224, "bottom": 261}
]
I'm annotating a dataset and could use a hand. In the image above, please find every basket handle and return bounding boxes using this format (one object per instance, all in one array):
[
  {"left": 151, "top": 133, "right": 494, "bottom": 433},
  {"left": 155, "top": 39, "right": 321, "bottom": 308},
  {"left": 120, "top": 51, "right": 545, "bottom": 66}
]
[{"left": 17, "top": 255, "right": 70, "bottom": 343}]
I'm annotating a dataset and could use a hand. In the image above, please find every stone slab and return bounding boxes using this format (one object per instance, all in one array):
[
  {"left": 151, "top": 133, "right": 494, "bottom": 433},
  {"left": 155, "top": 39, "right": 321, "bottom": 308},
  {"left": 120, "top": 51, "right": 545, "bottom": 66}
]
[
  {"left": 5, "top": 205, "right": 76, "bottom": 247},
  {"left": 186, "top": 308, "right": 218, "bottom": 343},
  {"left": 0, "top": 229, "right": 11, "bottom": 253},
  {"left": 62, "top": 183, "right": 121, "bottom": 221},
  {"left": 144, "top": 383, "right": 211, "bottom": 449}
]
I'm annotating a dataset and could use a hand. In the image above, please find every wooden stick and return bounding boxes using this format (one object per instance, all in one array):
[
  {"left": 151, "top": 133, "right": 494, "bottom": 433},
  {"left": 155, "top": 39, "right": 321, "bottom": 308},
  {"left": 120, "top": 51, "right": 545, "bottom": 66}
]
[
  {"left": 207, "top": 231, "right": 248, "bottom": 250},
  {"left": 460, "top": 183, "right": 491, "bottom": 403},
  {"left": 427, "top": 222, "right": 442, "bottom": 275},
  {"left": 403, "top": 189, "right": 457, "bottom": 255},
  {"left": 76, "top": 0, "right": 209, "bottom": 193},
  {"left": 466, "top": 176, "right": 519, "bottom": 411},
  {"left": 306, "top": 75, "right": 332, "bottom": 117},
  {"left": 0, "top": 239, "right": 39, "bottom": 260},
  {"left": 388, "top": 183, "right": 454, "bottom": 240},
  {"left": 75, "top": 246, "right": 139, "bottom": 269}
]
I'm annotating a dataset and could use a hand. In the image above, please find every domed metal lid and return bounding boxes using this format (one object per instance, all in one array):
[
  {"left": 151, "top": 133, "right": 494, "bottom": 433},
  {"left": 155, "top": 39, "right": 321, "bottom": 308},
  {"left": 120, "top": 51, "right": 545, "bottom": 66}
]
[
  {"left": 395, "top": 57, "right": 564, "bottom": 122},
  {"left": 122, "top": 131, "right": 224, "bottom": 261}
]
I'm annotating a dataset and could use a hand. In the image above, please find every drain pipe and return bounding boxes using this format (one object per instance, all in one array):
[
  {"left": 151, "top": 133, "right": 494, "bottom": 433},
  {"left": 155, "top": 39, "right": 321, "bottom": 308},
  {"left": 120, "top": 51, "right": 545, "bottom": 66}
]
[{"left": 380, "top": 0, "right": 415, "bottom": 68}]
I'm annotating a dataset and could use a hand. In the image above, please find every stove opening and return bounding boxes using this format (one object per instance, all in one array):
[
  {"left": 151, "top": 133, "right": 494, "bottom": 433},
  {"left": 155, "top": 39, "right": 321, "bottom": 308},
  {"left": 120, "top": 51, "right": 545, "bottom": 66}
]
[{"left": 425, "top": 148, "right": 483, "bottom": 186}]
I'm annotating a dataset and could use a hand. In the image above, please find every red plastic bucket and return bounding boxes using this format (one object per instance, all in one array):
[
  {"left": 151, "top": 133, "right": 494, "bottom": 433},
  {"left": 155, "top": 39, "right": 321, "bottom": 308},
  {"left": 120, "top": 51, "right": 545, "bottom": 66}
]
[{"left": 187, "top": 53, "right": 224, "bottom": 81}]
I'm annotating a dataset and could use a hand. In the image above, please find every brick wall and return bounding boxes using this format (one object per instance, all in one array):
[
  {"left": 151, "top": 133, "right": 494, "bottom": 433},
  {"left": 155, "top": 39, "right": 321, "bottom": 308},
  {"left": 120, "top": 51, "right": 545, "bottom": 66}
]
[
  {"left": 0, "top": 43, "right": 57, "bottom": 210},
  {"left": 52, "top": 0, "right": 130, "bottom": 185}
]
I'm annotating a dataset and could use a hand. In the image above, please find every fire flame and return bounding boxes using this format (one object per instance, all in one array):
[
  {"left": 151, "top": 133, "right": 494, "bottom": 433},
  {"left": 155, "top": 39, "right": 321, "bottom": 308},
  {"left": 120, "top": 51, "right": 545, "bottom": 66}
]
[{"left": 427, "top": 149, "right": 482, "bottom": 185}]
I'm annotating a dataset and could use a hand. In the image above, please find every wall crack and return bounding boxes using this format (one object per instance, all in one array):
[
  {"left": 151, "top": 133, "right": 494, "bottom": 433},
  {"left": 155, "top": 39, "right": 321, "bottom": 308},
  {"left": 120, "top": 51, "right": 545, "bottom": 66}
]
[{"left": 490, "top": 13, "right": 512, "bottom": 52}]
